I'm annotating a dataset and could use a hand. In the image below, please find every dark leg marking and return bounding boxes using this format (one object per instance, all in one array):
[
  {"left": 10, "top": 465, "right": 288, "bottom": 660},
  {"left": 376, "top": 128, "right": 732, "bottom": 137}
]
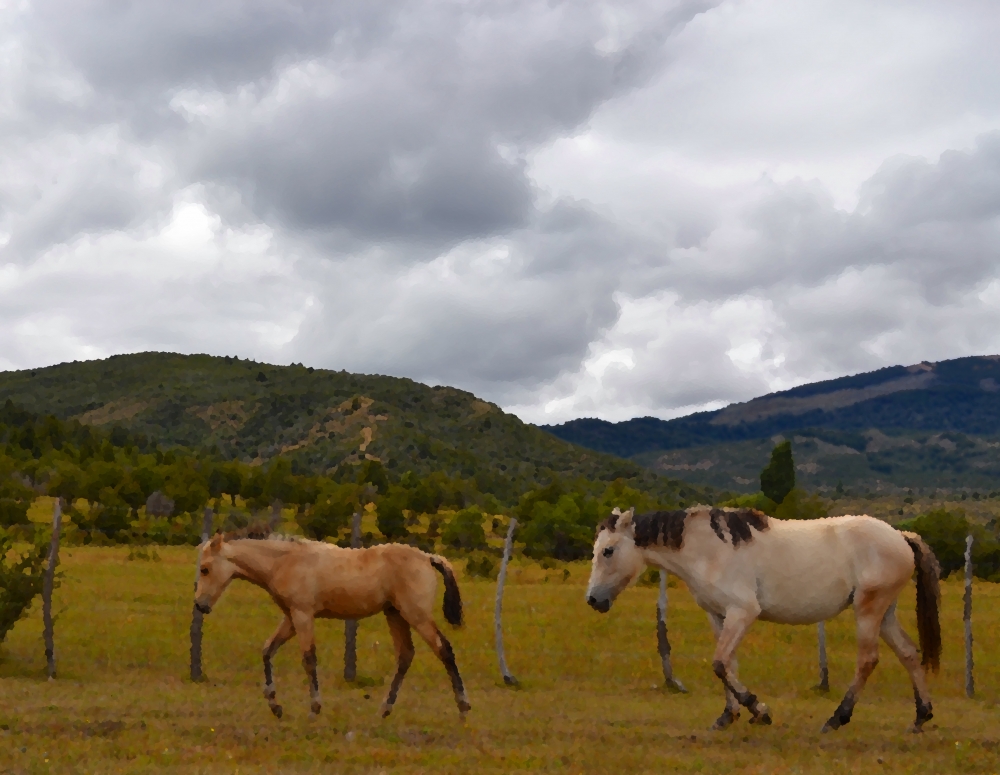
[
  {"left": 302, "top": 646, "right": 321, "bottom": 715},
  {"left": 713, "top": 660, "right": 770, "bottom": 724},
  {"left": 913, "top": 687, "right": 933, "bottom": 731},
  {"left": 711, "top": 707, "right": 741, "bottom": 730},
  {"left": 437, "top": 628, "right": 471, "bottom": 713},
  {"left": 263, "top": 646, "right": 282, "bottom": 718},
  {"left": 822, "top": 690, "right": 856, "bottom": 732}
]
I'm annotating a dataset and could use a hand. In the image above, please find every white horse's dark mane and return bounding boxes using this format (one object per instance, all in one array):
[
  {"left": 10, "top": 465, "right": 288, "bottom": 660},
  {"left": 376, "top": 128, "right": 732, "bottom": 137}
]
[{"left": 598, "top": 506, "right": 769, "bottom": 550}]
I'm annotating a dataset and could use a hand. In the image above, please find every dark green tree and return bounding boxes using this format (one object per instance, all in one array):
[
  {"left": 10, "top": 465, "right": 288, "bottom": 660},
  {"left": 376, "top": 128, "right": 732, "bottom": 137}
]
[
  {"left": 760, "top": 440, "right": 795, "bottom": 505},
  {"left": 376, "top": 494, "right": 409, "bottom": 541},
  {"left": 441, "top": 507, "right": 487, "bottom": 550}
]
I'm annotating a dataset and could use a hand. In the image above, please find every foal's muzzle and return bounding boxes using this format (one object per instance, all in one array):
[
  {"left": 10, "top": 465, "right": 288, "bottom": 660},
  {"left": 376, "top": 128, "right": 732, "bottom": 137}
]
[
  {"left": 195, "top": 602, "right": 212, "bottom": 615},
  {"left": 587, "top": 595, "right": 611, "bottom": 613}
]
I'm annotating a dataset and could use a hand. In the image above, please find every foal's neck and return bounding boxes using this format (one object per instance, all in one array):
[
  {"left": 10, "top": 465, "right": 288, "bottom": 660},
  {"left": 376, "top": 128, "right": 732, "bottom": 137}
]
[{"left": 225, "top": 539, "right": 296, "bottom": 587}]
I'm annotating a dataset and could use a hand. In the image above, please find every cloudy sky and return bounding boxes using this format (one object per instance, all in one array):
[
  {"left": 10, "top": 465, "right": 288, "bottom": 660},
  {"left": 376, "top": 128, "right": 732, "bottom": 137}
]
[{"left": 2, "top": 1, "right": 1000, "bottom": 424}]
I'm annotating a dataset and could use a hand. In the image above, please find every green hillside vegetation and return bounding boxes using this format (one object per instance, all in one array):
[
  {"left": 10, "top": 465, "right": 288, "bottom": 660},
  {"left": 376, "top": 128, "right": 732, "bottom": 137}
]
[
  {"left": 0, "top": 394, "right": 709, "bottom": 562},
  {"left": 0, "top": 352, "right": 707, "bottom": 507}
]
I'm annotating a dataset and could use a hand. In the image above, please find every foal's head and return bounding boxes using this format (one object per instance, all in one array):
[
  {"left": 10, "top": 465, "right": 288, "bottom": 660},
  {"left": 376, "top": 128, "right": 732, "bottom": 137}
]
[
  {"left": 586, "top": 507, "right": 645, "bottom": 613},
  {"left": 194, "top": 533, "right": 235, "bottom": 615}
]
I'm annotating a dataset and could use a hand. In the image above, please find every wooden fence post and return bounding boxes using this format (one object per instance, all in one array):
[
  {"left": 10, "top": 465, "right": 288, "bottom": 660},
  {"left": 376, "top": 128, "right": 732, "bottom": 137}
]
[
  {"left": 189, "top": 506, "right": 214, "bottom": 682},
  {"left": 42, "top": 498, "right": 63, "bottom": 680},
  {"left": 656, "top": 570, "right": 686, "bottom": 692},
  {"left": 343, "top": 509, "right": 362, "bottom": 682},
  {"left": 494, "top": 518, "right": 518, "bottom": 686},
  {"left": 964, "top": 533, "right": 974, "bottom": 699},
  {"left": 269, "top": 500, "right": 283, "bottom": 531},
  {"left": 816, "top": 621, "right": 829, "bottom": 692}
]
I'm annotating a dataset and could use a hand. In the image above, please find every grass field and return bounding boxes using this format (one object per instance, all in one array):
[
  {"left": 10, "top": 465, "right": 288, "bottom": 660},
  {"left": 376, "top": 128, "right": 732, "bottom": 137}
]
[{"left": 1, "top": 546, "right": 999, "bottom": 774}]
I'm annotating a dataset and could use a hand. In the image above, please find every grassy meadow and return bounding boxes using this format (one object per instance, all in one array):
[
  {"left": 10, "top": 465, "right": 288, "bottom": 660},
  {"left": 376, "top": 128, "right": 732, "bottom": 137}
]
[{"left": 1, "top": 545, "right": 999, "bottom": 774}]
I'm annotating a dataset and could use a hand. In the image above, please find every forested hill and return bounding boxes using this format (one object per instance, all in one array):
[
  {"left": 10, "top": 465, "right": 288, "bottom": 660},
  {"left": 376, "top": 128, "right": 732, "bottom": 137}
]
[
  {"left": 0, "top": 352, "right": 703, "bottom": 505},
  {"left": 545, "top": 356, "right": 1000, "bottom": 455},
  {"left": 543, "top": 356, "right": 1000, "bottom": 492}
]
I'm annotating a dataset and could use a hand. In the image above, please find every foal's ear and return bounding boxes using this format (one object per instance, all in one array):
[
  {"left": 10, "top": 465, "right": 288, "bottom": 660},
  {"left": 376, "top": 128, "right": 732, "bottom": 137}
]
[
  {"left": 209, "top": 533, "right": 223, "bottom": 550},
  {"left": 618, "top": 507, "right": 635, "bottom": 530}
]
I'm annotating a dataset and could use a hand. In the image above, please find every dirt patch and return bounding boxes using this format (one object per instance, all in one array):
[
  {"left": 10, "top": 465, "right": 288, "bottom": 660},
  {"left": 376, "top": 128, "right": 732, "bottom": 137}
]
[{"left": 77, "top": 400, "right": 149, "bottom": 426}]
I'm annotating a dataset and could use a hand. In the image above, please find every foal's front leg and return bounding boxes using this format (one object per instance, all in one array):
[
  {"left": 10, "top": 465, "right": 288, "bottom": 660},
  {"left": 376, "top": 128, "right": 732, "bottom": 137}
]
[
  {"left": 262, "top": 615, "right": 295, "bottom": 718},
  {"left": 291, "top": 610, "right": 322, "bottom": 716},
  {"left": 711, "top": 606, "right": 770, "bottom": 725}
]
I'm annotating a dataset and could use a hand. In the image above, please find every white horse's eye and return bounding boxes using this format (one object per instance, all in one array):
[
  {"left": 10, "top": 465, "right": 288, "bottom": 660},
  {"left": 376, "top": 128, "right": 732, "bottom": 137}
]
[{"left": 603, "top": 547, "right": 614, "bottom": 558}]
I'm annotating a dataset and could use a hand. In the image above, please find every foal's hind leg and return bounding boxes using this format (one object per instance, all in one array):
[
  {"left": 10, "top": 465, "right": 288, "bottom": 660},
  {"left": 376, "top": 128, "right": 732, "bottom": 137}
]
[
  {"left": 711, "top": 606, "right": 771, "bottom": 725},
  {"left": 411, "top": 619, "right": 471, "bottom": 715},
  {"left": 822, "top": 590, "right": 889, "bottom": 733},
  {"left": 380, "top": 605, "right": 415, "bottom": 718},
  {"left": 262, "top": 615, "right": 295, "bottom": 718},
  {"left": 880, "top": 604, "right": 933, "bottom": 732},
  {"left": 707, "top": 612, "right": 741, "bottom": 730},
  {"left": 290, "top": 610, "right": 322, "bottom": 716}
]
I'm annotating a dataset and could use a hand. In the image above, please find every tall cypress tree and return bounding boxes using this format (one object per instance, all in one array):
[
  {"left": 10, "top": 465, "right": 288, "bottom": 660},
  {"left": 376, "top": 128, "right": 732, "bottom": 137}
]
[{"left": 760, "top": 440, "right": 795, "bottom": 505}]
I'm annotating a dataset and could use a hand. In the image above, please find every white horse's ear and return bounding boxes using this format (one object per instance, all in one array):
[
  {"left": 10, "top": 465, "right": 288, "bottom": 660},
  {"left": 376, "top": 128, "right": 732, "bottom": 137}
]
[
  {"left": 618, "top": 507, "right": 635, "bottom": 530},
  {"left": 611, "top": 507, "right": 622, "bottom": 517}
]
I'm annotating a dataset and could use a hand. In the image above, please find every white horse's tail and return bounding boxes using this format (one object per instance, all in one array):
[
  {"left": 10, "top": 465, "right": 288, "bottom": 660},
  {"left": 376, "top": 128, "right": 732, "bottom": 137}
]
[{"left": 901, "top": 531, "right": 942, "bottom": 673}]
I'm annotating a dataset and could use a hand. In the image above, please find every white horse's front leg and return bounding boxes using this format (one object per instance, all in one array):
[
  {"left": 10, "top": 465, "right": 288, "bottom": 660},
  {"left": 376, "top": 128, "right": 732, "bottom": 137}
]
[
  {"left": 711, "top": 606, "right": 770, "bottom": 725},
  {"left": 707, "top": 612, "right": 741, "bottom": 730}
]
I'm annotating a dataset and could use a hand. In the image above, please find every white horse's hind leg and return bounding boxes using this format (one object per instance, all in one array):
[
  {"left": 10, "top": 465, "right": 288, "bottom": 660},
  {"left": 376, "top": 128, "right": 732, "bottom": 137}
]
[
  {"left": 710, "top": 606, "right": 770, "bottom": 726},
  {"left": 707, "top": 613, "right": 741, "bottom": 729},
  {"left": 822, "top": 590, "right": 887, "bottom": 733},
  {"left": 879, "top": 605, "right": 934, "bottom": 732}
]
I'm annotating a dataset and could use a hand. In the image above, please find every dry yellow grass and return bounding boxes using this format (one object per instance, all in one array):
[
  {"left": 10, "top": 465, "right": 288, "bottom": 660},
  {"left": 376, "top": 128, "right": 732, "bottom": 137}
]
[{"left": 1, "top": 546, "right": 999, "bottom": 774}]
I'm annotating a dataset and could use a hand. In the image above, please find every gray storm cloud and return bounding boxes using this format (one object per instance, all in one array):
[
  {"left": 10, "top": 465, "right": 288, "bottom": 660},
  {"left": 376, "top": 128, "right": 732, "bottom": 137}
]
[{"left": 1, "top": 1, "right": 999, "bottom": 425}]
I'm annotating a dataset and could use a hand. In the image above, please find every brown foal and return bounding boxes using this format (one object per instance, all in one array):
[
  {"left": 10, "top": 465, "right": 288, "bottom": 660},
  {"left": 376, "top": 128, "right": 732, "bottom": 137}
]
[{"left": 194, "top": 527, "right": 470, "bottom": 719}]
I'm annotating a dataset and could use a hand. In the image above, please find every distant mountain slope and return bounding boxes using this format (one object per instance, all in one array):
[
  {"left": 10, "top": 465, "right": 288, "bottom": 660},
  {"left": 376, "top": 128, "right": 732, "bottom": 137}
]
[
  {"left": 544, "top": 356, "right": 1000, "bottom": 492},
  {"left": 0, "top": 352, "right": 705, "bottom": 504}
]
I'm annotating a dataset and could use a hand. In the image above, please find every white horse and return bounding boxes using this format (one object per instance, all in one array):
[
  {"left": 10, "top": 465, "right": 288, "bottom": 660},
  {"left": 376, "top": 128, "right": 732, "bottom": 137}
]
[{"left": 586, "top": 506, "right": 941, "bottom": 733}]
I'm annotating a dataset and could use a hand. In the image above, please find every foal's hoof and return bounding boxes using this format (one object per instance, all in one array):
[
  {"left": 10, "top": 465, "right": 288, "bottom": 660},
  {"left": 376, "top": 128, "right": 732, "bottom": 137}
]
[
  {"left": 270, "top": 704, "right": 283, "bottom": 719},
  {"left": 749, "top": 710, "right": 772, "bottom": 726},
  {"left": 821, "top": 719, "right": 839, "bottom": 734},
  {"left": 380, "top": 703, "right": 393, "bottom": 718},
  {"left": 310, "top": 702, "right": 322, "bottom": 717},
  {"left": 711, "top": 709, "right": 740, "bottom": 730},
  {"left": 458, "top": 700, "right": 472, "bottom": 715},
  {"left": 908, "top": 722, "right": 927, "bottom": 734}
]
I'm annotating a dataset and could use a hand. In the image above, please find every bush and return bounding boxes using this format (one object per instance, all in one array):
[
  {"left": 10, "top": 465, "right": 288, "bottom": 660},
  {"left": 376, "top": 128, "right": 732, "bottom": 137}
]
[
  {"left": 0, "top": 498, "right": 30, "bottom": 527},
  {"left": 441, "top": 507, "right": 487, "bottom": 550},
  {"left": 519, "top": 496, "right": 594, "bottom": 561},
  {"left": 376, "top": 496, "right": 409, "bottom": 541},
  {"left": 898, "top": 508, "right": 1000, "bottom": 581},
  {"left": 773, "top": 489, "right": 828, "bottom": 521},
  {"left": 297, "top": 482, "right": 361, "bottom": 541},
  {"left": 0, "top": 528, "right": 49, "bottom": 644}
]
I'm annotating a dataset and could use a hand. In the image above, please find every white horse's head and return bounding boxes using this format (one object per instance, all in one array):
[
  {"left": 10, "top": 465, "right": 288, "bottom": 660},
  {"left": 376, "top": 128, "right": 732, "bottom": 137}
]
[{"left": 586, "top": 507, "right": 645, "bottom": 613}]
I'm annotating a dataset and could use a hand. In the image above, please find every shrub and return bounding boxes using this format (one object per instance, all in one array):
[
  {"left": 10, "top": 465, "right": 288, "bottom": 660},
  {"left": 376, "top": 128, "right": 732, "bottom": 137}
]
[
  {"left": 519, "top": 496, "right": 594, "bottom": 561},
  {"left": 0, "top": 498, "right": 30, "bottom": 527},
  {"left": 899, "top": 508, "right": 1000, "bottom": 580},
  {"left": 0, "top": 528, "right": 49, "bottom": 644},
  {"left": 376, "top": 496, "right": 409, "bottom": 541},
  {"left": 773, "top": 489, "right": 828, "bottom": 521},
  {"left": 441, "top": 507, "right": 487, "bottom": 550}
]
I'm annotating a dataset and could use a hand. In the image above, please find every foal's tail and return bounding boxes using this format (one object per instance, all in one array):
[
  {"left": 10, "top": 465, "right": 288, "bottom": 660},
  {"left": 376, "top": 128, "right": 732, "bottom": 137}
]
[
  {"left": 901, "top": 531, "right": 942, "bottom": 673},
  {"left": 429, "top": 555, "right": 464, "bottom": 627}
]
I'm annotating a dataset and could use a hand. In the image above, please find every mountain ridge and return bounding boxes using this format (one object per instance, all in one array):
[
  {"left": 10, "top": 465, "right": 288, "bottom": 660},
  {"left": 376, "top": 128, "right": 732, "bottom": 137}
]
[{"left": 543, "top": 355, "right": 1000, "bottom": 492}]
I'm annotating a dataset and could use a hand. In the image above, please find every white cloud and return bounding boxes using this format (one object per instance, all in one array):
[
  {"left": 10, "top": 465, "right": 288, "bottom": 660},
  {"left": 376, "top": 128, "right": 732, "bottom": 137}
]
[{"left": 1, "top": 0, "right": 1000, "bottom": 428}]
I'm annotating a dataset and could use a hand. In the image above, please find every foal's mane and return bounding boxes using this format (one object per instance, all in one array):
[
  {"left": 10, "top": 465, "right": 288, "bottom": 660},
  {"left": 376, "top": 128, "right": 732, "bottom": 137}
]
[
  {"left": 220, "top": 524, "right": 307, "bottom": 543},
  {"left": 597, "top": 506, "right": 769, "bottom": 550}
]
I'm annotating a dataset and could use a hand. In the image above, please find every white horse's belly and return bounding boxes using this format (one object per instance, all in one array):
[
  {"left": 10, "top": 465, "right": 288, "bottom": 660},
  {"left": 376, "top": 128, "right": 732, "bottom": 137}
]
[{"left": 756, "top": 565, "right": 854, "bottom": 624}]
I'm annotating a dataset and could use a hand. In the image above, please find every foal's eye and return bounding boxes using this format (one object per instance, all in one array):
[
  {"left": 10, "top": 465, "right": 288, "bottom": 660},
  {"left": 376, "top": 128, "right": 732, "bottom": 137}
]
[
  {"left": 603, "top": 547, "right": 614, "bottom": 558},
  {"left": 200, "top": 567, "right": 209, "bottom": 576}
]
